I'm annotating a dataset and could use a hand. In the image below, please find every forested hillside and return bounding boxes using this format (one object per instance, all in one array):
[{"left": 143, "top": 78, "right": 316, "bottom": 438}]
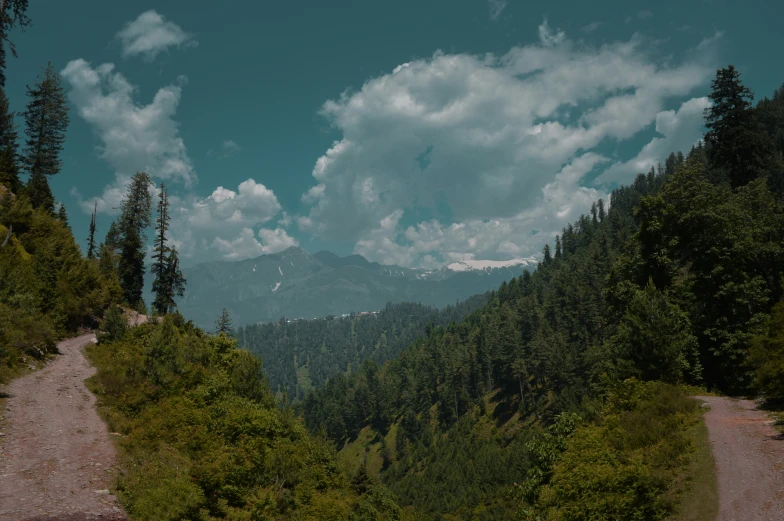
[
  {"left": 299, "top": 66, "right": 784, "bottom": 520},
  {"left": 238, "top": 295, "right": 489, "bottom": 400},
  {"left": 0, "top": 40, "right": 118, "bottom": 382}
]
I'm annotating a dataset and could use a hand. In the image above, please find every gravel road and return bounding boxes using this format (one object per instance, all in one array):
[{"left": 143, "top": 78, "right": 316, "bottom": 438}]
[
  {"left": 697, "top": 396, "right": 784, "bottom": 521},
  {"left": 0, "top": 334, "right": 126, "bottom": 521}
]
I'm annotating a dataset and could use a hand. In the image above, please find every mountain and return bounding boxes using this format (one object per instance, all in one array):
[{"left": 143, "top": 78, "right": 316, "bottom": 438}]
[{"left": 175, "top": 247, "right": 535, "bottom": 328}]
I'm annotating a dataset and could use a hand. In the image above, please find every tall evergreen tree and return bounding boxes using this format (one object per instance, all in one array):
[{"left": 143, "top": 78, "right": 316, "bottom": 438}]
[
  {"left": 0, "top": 0, "right": 31, "bottom": 88},
  {"left": 151, "top": 182, "right": 185, "bottom": 314},
  {"left": 0, "top": 88, "right": 19, "bottom": 190},
  {"left": 704, "top": 65, "right": 776, "bottom": 188},
  {"left": 22, "top": 62, "right": 69, "bottom": 210},
  {"left": 26, "top": 171, "right": 53, "bottom": 211},
  {"left": 541, "top": 243, "right": 552, "bottom": 265},
  {"left": 117, "top": 172, "right": 152, "bottom": 309},
  {"left": 86, "top": 202, "right": 97, "bottom": 259},
  {"left": 165, "top": 246, "right": 186, "bottom": 310},
  {"left": 215, "top": 308, "right": 234, "bottom": 335},
  {"left": 56, "top": 202, "right": 68, "bottom": 227}
]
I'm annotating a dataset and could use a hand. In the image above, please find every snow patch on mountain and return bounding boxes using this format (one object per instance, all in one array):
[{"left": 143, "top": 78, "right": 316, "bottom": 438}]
[
  {"left": 445, "top": 258, "right": 536, "bottom": 272},
  {"left": 278, "top": 266, "right": 284, "bottom": 276},
  {"left": 272, "top": 282, "right": 281, "bottom": 292}
]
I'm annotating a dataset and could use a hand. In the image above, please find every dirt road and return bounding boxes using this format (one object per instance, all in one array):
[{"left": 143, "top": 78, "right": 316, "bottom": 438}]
[
  {"left": 0, "top": 334, "right": 126, "bottom": 521},
  {"left": 698, "top": 396, "right": 784, "bottom": 521}
]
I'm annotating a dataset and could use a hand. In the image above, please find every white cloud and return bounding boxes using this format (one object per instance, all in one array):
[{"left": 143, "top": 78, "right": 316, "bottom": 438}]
[
  {"left": 72, "top": 174, "right": 131, "bottom": 216},
  {"left": 353, "top": 154, "right": 608, "bottom": 267},
  {"left": 488, "top": 0, "right": 508, "bottom": 21},
  {"left": 637, "top": 10, "right": 654, "bottom": 20},
  {"left": 165, "top": 178, "right": 291, "bottom": 262},
  {"left": 538, "top": 18, "right": 566, "bottom": 47},
  {"left": 208, "top": 139, "right": 242, "bottom": 159},
  {"left": 581, "top": 21, "right": 603, "bottom": 33},
  {"left": 211, "top": 227, "right": 298, "bottom": 260},
  {"left": 61, "top": 59, "right": 195, "bottom": 187},
  {"left": 299, "top": 22, "right": 716, "bottom": 267},
  {"left": 594, "top": 97, "right": 710, "bottom": 184},
  {"left": 697, "top": 30, "right": 724, "bottom": 51},
  {"left": 116, "top": 10, "right": 197, "bottom": 62}
]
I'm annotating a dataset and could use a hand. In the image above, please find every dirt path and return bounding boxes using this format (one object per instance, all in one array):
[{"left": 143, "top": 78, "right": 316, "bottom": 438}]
[
  {"left": 0, "top": 334, "right": 126, "bottom": 521},
  {"left": 697, "top": 396, "right": 784, "bottom": 521}
]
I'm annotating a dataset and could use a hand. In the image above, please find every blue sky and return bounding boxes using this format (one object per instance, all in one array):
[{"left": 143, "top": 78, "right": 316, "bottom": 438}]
[{"left": 6, "top": 0, "right": 783, "bottom": 268}]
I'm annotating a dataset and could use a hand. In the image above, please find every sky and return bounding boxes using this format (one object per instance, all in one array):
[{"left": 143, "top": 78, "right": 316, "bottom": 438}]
[{"left": 6, "top": 0, "right": 784, "bottom": 269}]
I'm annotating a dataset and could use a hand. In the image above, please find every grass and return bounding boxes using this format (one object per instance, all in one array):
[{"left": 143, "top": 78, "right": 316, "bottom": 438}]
[{"left": 668, "top": 406, "right": 719, "bottom": 521}]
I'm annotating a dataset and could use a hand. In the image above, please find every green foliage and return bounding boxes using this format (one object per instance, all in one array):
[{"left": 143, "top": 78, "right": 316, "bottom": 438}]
[
  {"left": 529, "top": 381, "right": 701, "bottom": 521},
  {"left": 86, "top": 318, "right": 411, "bottom": 520},
  {"left": 599, "top": 281, "right": 701, "bottom": 384},
  {"left": 0, "top": 192, "right": 119, "bottom": 380},
  {"left": 750, "top": 301, "right": 784, "bottom": 401},
  {"left": 98, "top": 304, "right": 127, "bottom": 344}
]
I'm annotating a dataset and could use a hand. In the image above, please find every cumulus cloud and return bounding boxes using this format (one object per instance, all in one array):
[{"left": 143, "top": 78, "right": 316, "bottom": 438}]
[
  {"left": 488, "top": 0, "right": 508, "bottom": 21},
  {"left": 116, "top": 10, "right": 197, "bottom": 62},
  {"left": 165, "top": 178, "right": 291, "bottom": 261},
  {"left": 211, "top": 227, "right": 298, "bottom": 260},
  {"left": 595, "top": 97, "right": 710, "bottom": 184},
  {"left": 299, "top": 21, "right": 717, "bottom": 267},
  {"left": 61, "top": 59, "right": 195, "bottom": 188},
  {"left": 353, "top": 154, "right": 607, "bottom": 267}
]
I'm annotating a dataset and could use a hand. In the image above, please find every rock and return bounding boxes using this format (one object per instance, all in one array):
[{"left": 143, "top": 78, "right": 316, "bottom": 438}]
[{"left": 94, "top": 489, "right": 110, "bottom": 495}]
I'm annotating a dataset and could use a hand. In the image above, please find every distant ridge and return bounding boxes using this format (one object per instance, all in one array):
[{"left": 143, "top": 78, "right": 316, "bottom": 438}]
[{"left": 173, "top": 247, "right": 535, "bottom": 328}]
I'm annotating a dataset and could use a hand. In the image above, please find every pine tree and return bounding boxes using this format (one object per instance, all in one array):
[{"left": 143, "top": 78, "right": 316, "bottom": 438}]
[
  {"left": 215, "top": 308, "right": 234, "bottom": 335},
  {"left": 0, "top": 88, "right": 19, "bottom": 190},
  {"left": 22, "top": 62, "right": 69, "bottom": 177},
  {"left": 554, "top": 235, "right": 562, "bottom": 259},
  {"left": 704, "top": 65, "right": 776, "bottom": 188},
  {"left": 151, "top": 182, "right": 185, "bottom": 315},
  {"left": 542, "top": 243, "right": 552, "bottom": 265},
  {"left": 56, "top": 202, "right": 68, "bottom": 226},
  {"left": 0, "top": 0, "right": 31, "bottom": 88},
  {"left": 26, "top": 171, "right": 54, "bottom": 211},
  {"left": 117, "top": 172, "right": 152, "bottom": 309},
  {"left": 22, "top": 62, "right": 69, "bottom": 211},
  {"left": 104, "top": 220, "right": 121, "bottom": 251},
  {"left": 597, "top": 198, "right": 606, "bottom": 222},
  {"left": 86, "top": 202, "right": 97, "bottom": 259},
  {"left": 165, "top": 246, "right": 186, "bottom": 309}
]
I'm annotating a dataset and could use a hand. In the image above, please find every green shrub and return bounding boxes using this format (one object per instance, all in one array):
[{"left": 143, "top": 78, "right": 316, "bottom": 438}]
[{"left": 87, "top": 320, "right": 411, "bottom": 520}]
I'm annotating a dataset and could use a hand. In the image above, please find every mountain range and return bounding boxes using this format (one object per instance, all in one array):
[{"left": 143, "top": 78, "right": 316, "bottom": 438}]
[{"left": 173, "top": 246, "right": 536, "bottom": 328}]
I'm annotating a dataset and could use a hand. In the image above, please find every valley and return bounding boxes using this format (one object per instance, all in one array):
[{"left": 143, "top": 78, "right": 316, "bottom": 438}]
[{"left": 1, "top": 3, "right": 784, "bottom": 521}]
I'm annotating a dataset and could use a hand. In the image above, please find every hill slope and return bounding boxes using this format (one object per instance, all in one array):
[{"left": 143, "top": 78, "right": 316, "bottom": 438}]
[
  {"left": 238, "top": 295, "right": 490, "bottom": 400},
  {"left": 298, "top": 75, "right": 784, "bottom": 518}
]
